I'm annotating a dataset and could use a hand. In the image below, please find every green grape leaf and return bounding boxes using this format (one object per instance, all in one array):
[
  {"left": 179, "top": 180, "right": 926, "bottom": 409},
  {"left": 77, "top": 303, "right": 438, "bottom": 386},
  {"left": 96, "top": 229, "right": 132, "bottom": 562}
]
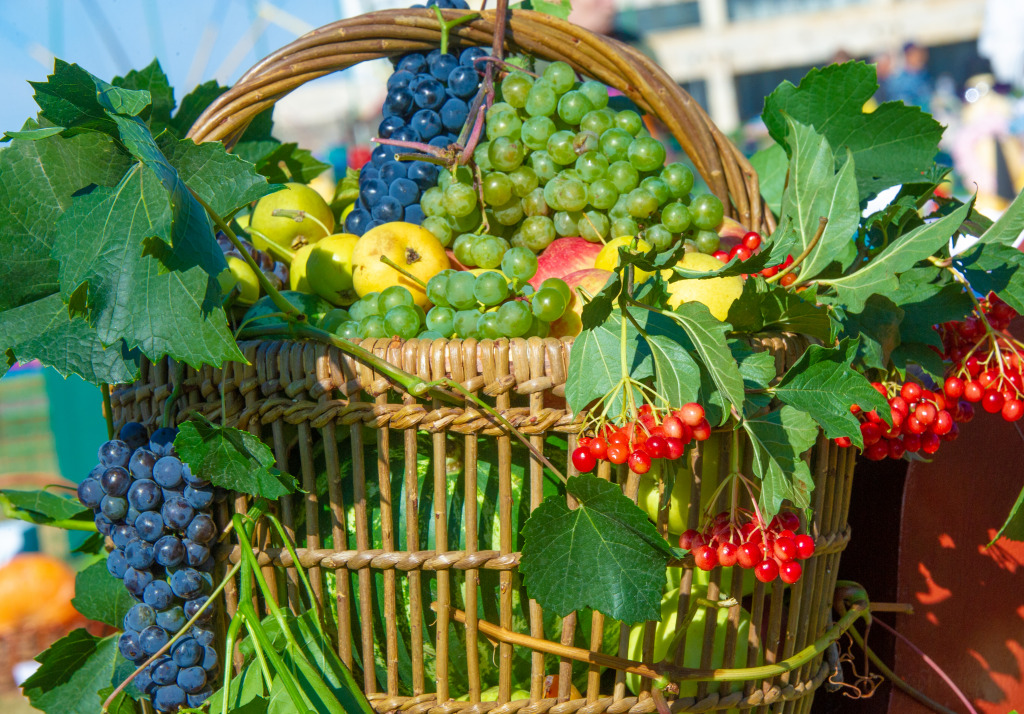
[
  {"left": 112, "top": 59, "right": 175, "bottom": 134},
  {"left": 742, "top": 407, "right": 819, "bottom": 516},
  {"left": 251, "top": 142, "right": 331, "bottom": 184},
  {"left": 97, "top": 688, "right": 135, "bottom": 714},
  {"left": 0, "top": 124, "right": 131, "bottom": 312},
  {"left": 520, "top": 475, "right": 673, "bottom": 623},
  {"left": 956, "top": 242, "right": 1024, "bottom": 316},
  {"left": 0, "top": 488, "right": 91, "bottom": 524},
  {"left": 749, "top": 142, "right": 787, "bottom": 216},
  {"left": 22, "top": 630, "right": 122, "bottom": 714},
  {"left": 71, "top": 560, "right": 134, "bottom": 627},
  {"left": 169, "top": 79, "right": 229, "bottom": 138},
  {"left": 54, "top": 164, "right": 242, "bottom": 369},
  {"left": 2, "top": 126, "right": 66, "bottom": 141},
  {"left": 888, "top": 268, "right": 972, "bottom": 348},
  {"left": 0, "top": 293, "right": 140, "bottom": 383},
  {"left": 156, "top": 133, "right": 277, "bottom": 218},
  {"left": 773, "top": 338, "right": 891, "bottom": 447},
  {"left": 578, "top": 272, "right": 621, "bottom": 329},
  {"left": 763, "top": 61, "right": 944, "bottom": 200},
  {"left": 732, "top": 341, "right": 776, "bottom": 416},
  {"left": 174, "top": 414, "right": 298, "bottom": 499},
  {"left": 73, "top": 531, "right": 106, "bottom": 555},
  {"left": 510, "top": 0, "right": 572, "bottom": 20},
  {"left": 838, "top": 295, "right": 904, "bottom": 371},
  {"left": 32, "top": 60, "right": 149, "bottom": 134},
  {"left": 726, "top": 277, "right": 835, "bottom": 341},
  {"left": 978, "top": 180, "right": 1024, "bottom": 245},
  {"left": 566, "top": 309, "right": 652, "bottom": 421},
  {"left": 989, "top": 484, "right": 1024, "bottom": 545},
  {"left": 643, "top": 312, "right": 701, "bottom": 408},
  {"left": 775, "top": 118, "right": 860, "bottom": 282},
  {"left": 667, "top": 301, "right": 745, "bottom": 419},
  {"left": 821, "top": 200, "right": 972, "bottom": 313}
]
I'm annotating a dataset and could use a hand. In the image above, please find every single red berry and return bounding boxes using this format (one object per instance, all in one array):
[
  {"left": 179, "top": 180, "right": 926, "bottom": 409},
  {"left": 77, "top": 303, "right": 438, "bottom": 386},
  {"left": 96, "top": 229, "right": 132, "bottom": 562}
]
[
  {"left": 754, "top": 558, "right": 779, "bottom": 583},
  {"left": 982, "top": 389, "right": 1005, "bottom": 414},
  {"left": 921, "top": 432, "right": 941, "bottom": 454},
  {"left": 644, "top": 436, "right": 666, "bottom": 459},
  {"left": 678, "top": 403, "right": 705, "bottom": 427},
  {"left": 779, "top": 561, "right": 803, "bottom": 585},
  {"left": 794, "top": 534, "right": 815, "bottom": 560},
  {"left": 958, "top": 401, "right": 975, "bottom": 422},
  {"left": 773, "top": 536, "right": 797, "bottom": 562},
  {"left": 940, "top": 422, "right": 960, "bottom": 442},
  {"left": 737, "top": 541, "right": 763, "bottom": 569},
  {"left": 904, "top": 416, "right": 926, "bottom": 435},
  {"left": 861, "top": 422, "right": 882, "bottom": 446},
  {"left": 608, "top": 430, "right": 629, "bottom": 446},
  {"left": 760, "top": 265, "right": 779, "bottom": 278},
  {"left": 1002, "top": 398, "right": 1023, "bottom": 422},
  {"left": 864, "top": 441, "right": 889, "bottom": 461},
  {"left": 694, "top": 545, "right": 718, "bottom": 571},
  {"left": 679, "top": 529, "right": 700, "bottom": 550},
  {"left": 606, "top": 444, "right": 628, "bottom": 465},
  {"left": 901, "top": 382, "right": 922, "bottom": 402},
  {"left": 732, "top": 246, "right": 753, "bottom": 262},
  {"left": 779, "top": 512, "right": 800, "bottom": 532},
  {"left": 890, "top": 396, "right": 909, "bottom": 415},
  {"left": 850, "top": 404, "right": 862, "bottom": 414},
  {"left": 572, "top": 447, "right": 597, "bottom": 473},
  {"left": 902, "top": 433, "right": 921, "bottom": 453},
  {"left": 742, "top": 231, "right": 763, "bottom": 251},
  {"left": 964, "top": 380, "right": 983, "bottom": 402},
  {"left": 932, "top": 410, "right": 953, "bottom": 435},
  {"left": 718, "top": 542, "right": 739, "bottom": 567},
  {"left": 691, "top": 418, "right": 712, "bottom": 441},
  {"left": 628, "top": 449, "right": 651, "bottom": 474},
  {"left": 966, "top": 356, "right": 982, "bottom": 376},
  {"left": 888, "top": 438, "right": 906, "bottom": 460},
  {"left": 835, "top": 436, "right": 852, "bottom": 448},
  {"left": 779, "top": 272, "right": 798, "bottom": 287},
  {"left": 665, "top": 437, "right": 686, "bottom": 460},
  {"left": 914, "top": 402, "right": 937, "bottom": 425},
  {"left": 712, "top": 250, "right": 730, "bottom": 262},
  {"left": 661, "top": 416, "right": 684, "bottom": 439},
  {"left": 979, "top": 370, "right": 999, "bottom": 390}
]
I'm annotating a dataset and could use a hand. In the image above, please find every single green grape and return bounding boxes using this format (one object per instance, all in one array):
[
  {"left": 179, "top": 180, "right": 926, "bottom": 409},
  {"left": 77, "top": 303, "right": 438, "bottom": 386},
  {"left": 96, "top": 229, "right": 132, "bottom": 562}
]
[
  {"left": 528, "top": 151, "right": 558, "bottom": 184},
  {"left": 348, "top": 295, "right": 374, "bottom": 322},
  {"left": 418, "top": 330, "right": 444, "bottom": 341},
  {"left": 473, "top": 141, "right": 493, "bottom": 172},
  {"left": 487, "top": 101, "right": 515, "bottom": 121},
  {"left": 508, "top": 166, "right": 539, "bottom": 197},
  {"left": 578, "top": 210, "right": 610, "bottom": 242},
  {"left": 542, "top": 61, "right": 576, "bottom": 94},
  {"left": 579, "top": 80, "right": 610, "bottom": 109},
  {"left": 615, "top": 110, "right": 644, "bottom": 136},
  {"left": 546, "top": 130, "right": 578, "bottom": 165},
  {"left": 448, "top": 207, "right": 482, "bottom": 233},
  {"left": 500, "top": 71, "right": 534, "bottom": 108},
  {"left": 580, "top": 108, "right": 614, "bottom": 136},
  {"left": 489, "top": 136, "right": 526, "bottom": 172},
  {"left": 553, "top": 211, "right": 580, "bottom": 237},
  {"left": 384, "top": 305, "right": 420, "bottom": 340},
  {"left": 555, "top": 177, "right": 588, "bottom": 212},
  {"left": 645, "top": 224, "right": 673, "bottom": 251},
  {"left": 336, "top": 320, "right": 362, "bottom": 340},
  {"left": 380, "top": 285, "right": 414, "bottom": 313},
  {"left": 599, "top": 128, "right": 633, "bottom": 163},
  {"left": 521, "top": 115, "right": 556, "bottom": 150},
  {"left": 437, "top": 170, "right": 453, "bottom": 190},
  {"left": 587, "top": 178, "right": 619, "bottom": 210},
  {"left": 573, "top": 130, "right": 599, "bottom": 156},
  {"left": 611, "top": 216, "right": 639, "bottom": 238},
  {"left": 661, "top": 202, "right": 692, "bottom": 233},
  {"left": 421, "top": 216, "right": 452, "bottom": 247},
  {"left": 454, "top": 309, "right": 480, "bottom": 338},
  {"left": 540, "top": 277, "right": 572, "bottom": 306},
  {"left": 421, "top": 186, "right": 446, "bottom": 217},
  {"left": 482, "top": 172, "right": 513, "bottom": 206},
  {"left": 557, "top": 90, "right": 594, "bottom": 125},
  {"left": 491, "top": 197, "right": 524, "bottom": 226},
  {"left": 443, "top": 182, "right": 478, "bottom": 218},
  {"left": 625, "top": 188, "right": 659, "bottom": 219},
  {"left": 607, "top": 160, "right": 640, "bottom": 193},
  {"left": 524, "top": 315, "right": 551, "bottom": 338},
  {"left": 531, "top": 287, "right": 567, "bottom": 321},
  {"left": 576, "top": 151, "right": 609, "bottom": 182},
  {"left": 609, "top": 195, "right": 631, "bottom": 219},
  {"left": 320, "top": 308, "right": 351, "bottom": 333},
  {"left": 426, "top": 272, "right": 451, "bottom": 307},
  {"left": 690, "top": 193, "right": 725, "bottom": 231},
  {"left": 522, "top": 187, "right": 551, "bottom": 217},
  {"left": 453, "top": 233, "right": 477, "bottom": 266},
  {"left": 525, "top": 81, "right": 558, "bottom": 117},
  {"left": 486, "top": 110, "right": 522, "bottom": 141},
  {"left": 521, "top": 215, "right": 557, "bottom": 251},
  {"left": 661, "top": 162, "right": 695, "bottom": 198},
  {"left": 472, "top": 235, "right": 509, "bottom": 270},
  {"left": 447, "top": 271, "right": 479, "bottom": 310},
  {"left": 501, "top": 246, "right": 539, "bottom": 283},
  {"left": 497, "top": 300, "right": 533, "bottom": 337},
  {"left": 476, "top": 311, "right": 502, "bottom": 340},
  {"left": 474, "top": 271, "right": 510, "bottom": 306},
  {"left": 359, "top": 315, "right": 387, "bottom": 338},
  {"left": 627, "top": 136, "right": 667, "bottom": 172},
  {"left": 694, "top": 229, "right": 721, "bottom": 254},
  {"left": 425, "top": 306, "right": 456, "bottom": 336},
  {"left": 640, "top": 176, "right": 670, "bottom": 205}
]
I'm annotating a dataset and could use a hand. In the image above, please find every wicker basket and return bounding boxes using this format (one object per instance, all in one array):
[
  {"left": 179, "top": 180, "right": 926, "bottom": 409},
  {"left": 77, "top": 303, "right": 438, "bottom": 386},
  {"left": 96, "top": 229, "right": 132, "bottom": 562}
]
[{"left": 111, "top": 10, "right": 856, "bottom": 713}]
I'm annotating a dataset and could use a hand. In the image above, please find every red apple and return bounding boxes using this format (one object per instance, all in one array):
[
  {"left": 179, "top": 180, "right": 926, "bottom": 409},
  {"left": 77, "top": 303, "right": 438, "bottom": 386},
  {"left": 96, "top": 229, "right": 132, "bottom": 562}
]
[
  {"left": 528, "top": 237, "right": 603, "bottom": 289},
  {"left": 549, "top": 268, "right": 614, "bottom": 337}
]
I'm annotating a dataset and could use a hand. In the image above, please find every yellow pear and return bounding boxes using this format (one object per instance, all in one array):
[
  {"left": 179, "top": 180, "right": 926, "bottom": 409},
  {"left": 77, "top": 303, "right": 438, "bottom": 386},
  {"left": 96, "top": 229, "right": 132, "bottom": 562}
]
[{"left": 662, "top": 252, "right": 743, "bottom": 321}]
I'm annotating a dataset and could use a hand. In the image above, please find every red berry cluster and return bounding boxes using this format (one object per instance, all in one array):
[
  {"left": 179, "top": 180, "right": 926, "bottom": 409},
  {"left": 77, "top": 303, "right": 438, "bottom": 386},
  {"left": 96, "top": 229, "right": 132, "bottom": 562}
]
[
  {"left": 937, "top": 293, "right": 1024, "bottom": 423},
  {"left": 679, "top": 510, "right": 815, "bottom": 584},
  {"left": 841, "top": 381, "right": 965, "bottom": 460},
  {"left": 572, "top": 403, "right": 711, "bottom": 475},
  {"left": 712, "top": 232, "right": 797, "bottom": 286}
]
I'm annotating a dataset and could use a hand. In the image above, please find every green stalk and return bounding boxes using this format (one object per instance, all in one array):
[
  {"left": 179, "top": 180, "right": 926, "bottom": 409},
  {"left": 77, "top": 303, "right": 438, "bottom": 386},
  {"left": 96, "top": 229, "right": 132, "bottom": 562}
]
[
  {"left": 236, "top": 601, "right": 315, "bottom": 714},
  {"left": 162, "top": 362, "right": 186, "bottom": 429},
  {"left": 264, "top": 513, "right": 324, "bottom": 630},
  {"left": 219, "top": 614, "right": 248, "bottom": 714},
  {"left": 101, "top": 384, "right": 115, "bottom": 440},
  {"left": 190, "top": 189, "right": 306, "bottom": 323}
]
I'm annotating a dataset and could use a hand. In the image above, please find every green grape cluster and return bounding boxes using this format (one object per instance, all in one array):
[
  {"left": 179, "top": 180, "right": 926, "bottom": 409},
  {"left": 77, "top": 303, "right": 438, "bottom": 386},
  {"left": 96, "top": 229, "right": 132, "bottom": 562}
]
[
  {"left": 321, "top": 247, "right": 572, "bottom": 341},
  {"left": 418, "top": 61, "right": 727, "bottom": 267}
]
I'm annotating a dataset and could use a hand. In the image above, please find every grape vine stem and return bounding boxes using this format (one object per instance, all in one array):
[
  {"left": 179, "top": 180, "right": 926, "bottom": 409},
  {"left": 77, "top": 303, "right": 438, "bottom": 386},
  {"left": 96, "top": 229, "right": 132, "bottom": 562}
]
[{"left": 768, "top": 215, "right": 827, "bottom": 286}]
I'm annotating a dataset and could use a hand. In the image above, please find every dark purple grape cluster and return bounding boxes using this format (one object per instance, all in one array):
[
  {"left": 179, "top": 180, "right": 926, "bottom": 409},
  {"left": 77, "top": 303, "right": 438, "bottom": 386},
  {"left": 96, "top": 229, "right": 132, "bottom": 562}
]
[
  {"left": 345, "top": 3, "right": 485, "bottom": 236},
  {"left": 77, "top": 423, "right": 222, "bottom": 712}
]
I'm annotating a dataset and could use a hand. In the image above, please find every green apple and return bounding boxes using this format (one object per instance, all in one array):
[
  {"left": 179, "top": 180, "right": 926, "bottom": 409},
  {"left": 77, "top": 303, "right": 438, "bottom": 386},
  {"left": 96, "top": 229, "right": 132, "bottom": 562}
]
[
  {"left": 218, "top": 255, "right": 260, "bottom": 305},
  {"left": 306, "top": 234, "right": 360, "bottom": 306},
  {"left": 249, "top": 183, "right": 335, "bottom": 260}
]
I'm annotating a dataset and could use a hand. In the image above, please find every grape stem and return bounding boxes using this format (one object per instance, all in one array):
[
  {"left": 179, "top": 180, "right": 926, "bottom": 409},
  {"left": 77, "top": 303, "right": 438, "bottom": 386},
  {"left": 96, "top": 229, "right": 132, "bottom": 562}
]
[
  {"left": 432, "top": 6, "right": 481, "bottom": 56},
  {"left": 190, "top": 189, "right": 307, "bottom": 323},
  {"left": 473, "top": 55, "right": 540, "bottom": 78},
  {"left": 379, "top": 255, "right": 428, "bottom": 288},
  {"left": 767, "top": 215, "right": 827, "bottom": 286},
  {"left": 161, "top": 362, "right": 186, "bottom": 430},
  {"left": 101, "top": 384, "right": 115, "bottom": 440}
]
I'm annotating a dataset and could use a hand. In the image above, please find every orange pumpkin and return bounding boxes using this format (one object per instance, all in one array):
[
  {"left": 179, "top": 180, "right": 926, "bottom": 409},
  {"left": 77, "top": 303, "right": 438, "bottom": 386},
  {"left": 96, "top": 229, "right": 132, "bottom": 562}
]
[{"left": 0, "top": 554, "right": 79, "bottom": 634}]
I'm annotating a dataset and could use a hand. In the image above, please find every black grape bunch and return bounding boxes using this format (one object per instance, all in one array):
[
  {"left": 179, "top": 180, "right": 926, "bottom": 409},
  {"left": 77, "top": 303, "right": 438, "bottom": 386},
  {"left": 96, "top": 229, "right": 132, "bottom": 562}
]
[
  {"left": 344, "top": 0, "right": 484, "bottom": 236},
  {"left": 77, "top": 423, "right": 223, "bottom": 712}
]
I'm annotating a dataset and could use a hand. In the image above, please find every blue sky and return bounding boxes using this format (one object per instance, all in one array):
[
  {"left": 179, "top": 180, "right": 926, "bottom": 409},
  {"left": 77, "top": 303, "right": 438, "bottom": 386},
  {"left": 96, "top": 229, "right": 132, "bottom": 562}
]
[{"left": 0, "top": 0, "right": 401, "bottom": 132}]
